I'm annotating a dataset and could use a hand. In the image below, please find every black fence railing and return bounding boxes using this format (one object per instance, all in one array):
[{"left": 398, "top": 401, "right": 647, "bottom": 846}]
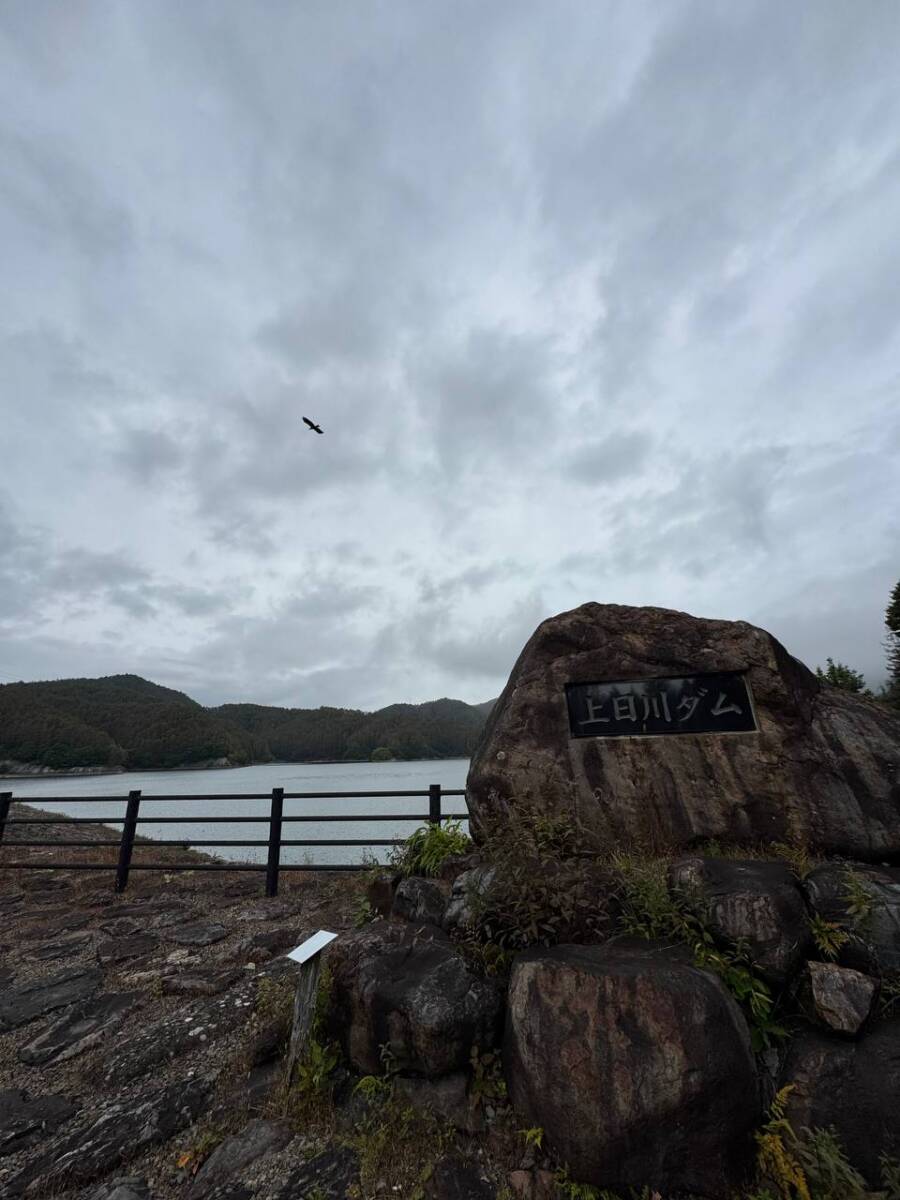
[{"left": 0, "top": 784, "right": 468, "bottom": 896}]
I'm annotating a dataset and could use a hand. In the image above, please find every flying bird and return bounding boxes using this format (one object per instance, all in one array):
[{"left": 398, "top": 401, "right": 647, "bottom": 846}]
[{"left": 302, "top": 416, "right": 324, "bottom": 434}]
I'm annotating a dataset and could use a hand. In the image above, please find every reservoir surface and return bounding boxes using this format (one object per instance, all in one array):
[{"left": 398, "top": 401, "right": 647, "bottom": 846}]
[{"left": 4, "top": 758, "right": 470, "bottom": 867}]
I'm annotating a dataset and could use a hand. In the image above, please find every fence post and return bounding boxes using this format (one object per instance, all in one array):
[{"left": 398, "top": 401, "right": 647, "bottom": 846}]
[
  {"left": 0, "top": 793, "right": 11, "bottom": 846},
  {"left": 428, "top": 783, "right": 442, "bottom": 826},
  {"left": 266, "top": 787, "right": 284, "bottom": 897},
  {"left": 115, "top": 790, "right": 141, "bottom": 894}
]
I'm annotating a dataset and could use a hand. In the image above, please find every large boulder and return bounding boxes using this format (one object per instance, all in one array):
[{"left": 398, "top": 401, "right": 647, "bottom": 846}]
[
  {"left": 326, "top": 922, "right": 503, "bottom": 1077},
  {"left": 668, "top": 856, "right": 811, "bottom": 985},
  {"left": 781, "top": 1019, "right": 900, "bottom": 1184},
  {"left": 467, "top": 604, "right": 900, "bottom": 859},
  {"left": 504, "top": 940, "right": 760, "bottom": 1198}
]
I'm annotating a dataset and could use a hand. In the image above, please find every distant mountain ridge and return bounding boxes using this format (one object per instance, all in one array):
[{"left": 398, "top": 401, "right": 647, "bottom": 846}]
[{"left": 0, "top": 674, "right": 495, "bottom": 773}]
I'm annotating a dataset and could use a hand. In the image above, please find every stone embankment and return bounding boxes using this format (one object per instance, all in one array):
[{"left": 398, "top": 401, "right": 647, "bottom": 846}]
[{"left": 4, "top": 801, "right": 900, "bottom": 1199}]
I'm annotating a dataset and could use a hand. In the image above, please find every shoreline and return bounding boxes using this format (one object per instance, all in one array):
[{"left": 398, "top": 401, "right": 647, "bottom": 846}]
[{"left": 0, "top": 755, "right": 469, "bottom": 782}]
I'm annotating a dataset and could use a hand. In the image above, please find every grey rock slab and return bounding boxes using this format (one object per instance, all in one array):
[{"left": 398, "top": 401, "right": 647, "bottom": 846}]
[
  {"left": 227, "top": 927, "right": 297, "bottom": 965},
  {"left": 19, "top": 909, "right": 91, "bottom": 941},
  {"left": 0, "top": 1088, "right": 78, "bottom": 1157},
  {"left": 161, "top": 968, "right": 243, "bottom": 998},
  {"left": 92, "top": 966, "right": 283, "bottom": 1087},
  {"left": 18, "top": 992, "right": 141, "bottom": 1066},
  {"left": 443, "top": 867, "right": 496, "bottom": 934},
  {"left": 0, "top": 967, "right": 102, "bottom": 1030},
  {"left": 272, "top": 1146, "right": 360, "bottom": 1200},
  {"left": 187, "top": 1118, "right": 292, "bottom": 1198},
  {"left": 425, "top": 1157, "right": 496, "bottom": 1200},
  {"left": 393, "top": 876, "right": 449, "bottom": 927},
  {"left": 167, "top": 922, "right": 228, "bottom": 947},
  {"left": 394, "top": 1072, "right": 483, "bottom": 1133},
  {"left": 668, "top": 856, "right": 811, "bottom": 985},
  {"left": 327, "top": 921, "right": 502, "bottom": 1077},
  {"left": 85, "top": 1178, "right": 152, "bottom": 1200},
  {"left": 96, "top": 934, "right": 159, "bottom": 966},
  {"left": 467, "top": 602, "right": 900, "bottom": 859},
  {"left": 99, "top": 917, "right": 145, "bottom": 938},
  {"left": 15, "top": 1075, "right": 211, "bottom": 1194},
  {"left": 30, "top": 932, "right": 93, "bottom": 962},
  {"left": 798, "top": 962, "right": 877, "bottom": 1037}
]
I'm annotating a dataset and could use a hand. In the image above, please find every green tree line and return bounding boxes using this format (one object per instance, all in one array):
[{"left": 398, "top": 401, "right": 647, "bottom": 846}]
[{"left": 0, "top": 674, "right": 492, "bottom": 772}]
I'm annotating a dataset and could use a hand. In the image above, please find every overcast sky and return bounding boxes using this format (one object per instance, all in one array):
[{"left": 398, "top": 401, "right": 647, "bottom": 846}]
[{"left": 1, "top": 2, "right": 898, "bottom": 710}]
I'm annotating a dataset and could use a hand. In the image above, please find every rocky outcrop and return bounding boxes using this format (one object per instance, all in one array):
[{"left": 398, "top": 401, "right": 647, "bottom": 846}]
[
  {"left": 0, "top": 1088, "right": 78, "bottom": 1157},
  {"left": 18, "top": 992, "right": 141, "bottom": 1065},
  {"left": 0, "top": 966, "right": 102, "bottom": 1029},
  {"left": 781, "top": 1019, "right": 900, "bottom": 1184},
  {"left": 504, "top": 940, "right": 760, "bottom": 1198},
  {"left": 327, "top": 922, "right": 503, "bottom": 1077},
  {"left": 668, "top": 856, "right": 811, "bottom": 984},
  {"left": 187, "top": 1118, "right": 293, "bottom": 1198},
  {"left": 467, "top": 603, "right": 900, "bottom": 859},
  {"left": 803, "top": 863, "right": 900, "bottom": 972},
  {"left": 272, "top": 1146, "right": 360, "bottom": 1200},
  {"left": 392, "top": 877, "right": 448, "bottom": 927},
  {"left": 11, "top": 1075, "right": 212, "bottom": 1193}
]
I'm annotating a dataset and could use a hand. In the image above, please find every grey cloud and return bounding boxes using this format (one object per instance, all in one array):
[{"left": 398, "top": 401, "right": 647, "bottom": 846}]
[
  {"left": 115, "top": 429, "right": 185, "bottom": 484},
  {"left": 566, "top": 431, "right": 654, "bottom": 486}
]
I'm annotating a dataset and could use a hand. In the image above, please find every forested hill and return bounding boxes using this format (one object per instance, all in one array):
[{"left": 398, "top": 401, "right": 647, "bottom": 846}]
[
  {"left": 211, "top": 697, "right": 489, "bottom": 763},
  {"left": 0, "top": 675, "right": 494, "bottom": 773}
]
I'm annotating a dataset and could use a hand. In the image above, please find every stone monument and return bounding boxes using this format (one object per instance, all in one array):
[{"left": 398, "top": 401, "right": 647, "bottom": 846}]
[{"left": 466, "top": 603, "right": 900, "bottom": 859}]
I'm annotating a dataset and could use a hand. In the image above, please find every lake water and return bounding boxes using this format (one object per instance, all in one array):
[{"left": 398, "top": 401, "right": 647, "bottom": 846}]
[{"left": 4, "top": 759, "right": 470, "bottom": 868}]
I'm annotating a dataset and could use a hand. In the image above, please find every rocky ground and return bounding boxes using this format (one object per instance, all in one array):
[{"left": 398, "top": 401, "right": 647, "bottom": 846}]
[{"left": 0, "top": 804, "right": 374, "bottom": 1200}]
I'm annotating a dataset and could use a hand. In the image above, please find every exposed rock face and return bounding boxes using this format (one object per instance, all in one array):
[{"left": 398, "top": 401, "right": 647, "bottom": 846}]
[
  {"left": 504, "top": 940, "right": 760, "bottom": 1198},
  {"left": 392, "top": 877, "right": 448, "bottom": 927},
  {"left": 327, "top": 922, "right": 503, "bottom": 1077},
  {"left": 12, "top": 1076, "right": 211, "bottom": 1193},
  {"left": 803, "top": 863, "right": 900, "bottom": 972},
  {"left": 668, "top": 856, "right": 811, "bottom": 984},
  {"left": 797, "top": 962, "right": 877, "bottom": 1036},
  {"left": 0, "top": 966, "right": 102, "bottom": 1029},
  {"left": 18, "top": 992, "right": 141, "bottom": 1065},
  {"left": 0, "top": 1088, "right": 78, "bottom": 1156},
  {"left": 425, "top": 1156, "right": 496, "bottom": 1199},
  {"left": 443, "top": 868, "right": 496, "bottom": 934},
  {"left": 272, "top": 1146, "right": 360, "bottom": 1200},
  {"left": 467, "top": 603, "right": 900, "bottom": 859},
  {"left": 188, "top": 1118, "right": 293, "bottom": 1198},
  {"left": 781, "top": 1019, "right": 900, "bottom": 1184}
]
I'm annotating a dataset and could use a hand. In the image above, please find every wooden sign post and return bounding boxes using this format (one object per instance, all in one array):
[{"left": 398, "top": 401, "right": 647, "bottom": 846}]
[{"left": 285, "top": 930, "right": 337, "bottom": 1084}]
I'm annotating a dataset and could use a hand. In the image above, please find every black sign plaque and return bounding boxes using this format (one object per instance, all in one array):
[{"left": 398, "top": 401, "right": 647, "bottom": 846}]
[{"left": 566, "top": 671, "right": 757, "bottom": 738}]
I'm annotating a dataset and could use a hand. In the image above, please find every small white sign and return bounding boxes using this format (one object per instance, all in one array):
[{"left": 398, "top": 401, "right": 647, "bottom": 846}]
[{"left": 286, "top": 929, "right": 338, "bottom": 964}]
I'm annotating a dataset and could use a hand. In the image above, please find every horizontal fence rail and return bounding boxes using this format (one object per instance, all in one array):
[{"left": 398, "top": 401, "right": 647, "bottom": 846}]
[{"left": 0, "top": 785, "right": 468, "bottom": 896}]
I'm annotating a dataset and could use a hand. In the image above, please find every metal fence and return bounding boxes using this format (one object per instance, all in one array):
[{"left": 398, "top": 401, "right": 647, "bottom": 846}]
[{"left": 0, "top": 784, "right": 467, "bottom": 896}]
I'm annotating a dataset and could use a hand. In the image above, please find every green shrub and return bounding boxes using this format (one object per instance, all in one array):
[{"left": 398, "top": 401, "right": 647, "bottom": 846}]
[
  {"left": 390, "top": 819, "right": 472, "bottom": 878},
  {"left": 468, "top": 804, "right": 613, "bottom": 951}
]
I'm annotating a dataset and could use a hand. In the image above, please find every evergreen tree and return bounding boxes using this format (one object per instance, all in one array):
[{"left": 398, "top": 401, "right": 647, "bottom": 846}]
[
  {"left": 815, "top": 657, "right": 868, "bottom": 694},
  {"left": 883, "top": 578, "right": 900, "bottom": 709}
]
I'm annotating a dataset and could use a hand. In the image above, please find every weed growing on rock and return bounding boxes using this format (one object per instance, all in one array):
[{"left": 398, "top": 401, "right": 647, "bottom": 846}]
[
  {"left": 809, "top": 914, "right": 850, "bottom": 960},
  {"left": 468, "top": 804, "right": 613, "bottom": 950},
  {"left": 842, "top": 869, "right": 879, "bottom": 930},
  {"left": 611, "top": 852, "right": 786, "bottom": 1052},
  {"left": 390, "top": 819, "right": 472, "bottom": 877}
]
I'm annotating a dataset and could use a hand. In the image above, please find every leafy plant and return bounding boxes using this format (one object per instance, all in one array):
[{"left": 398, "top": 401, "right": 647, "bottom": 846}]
[
  {"left": 469, "top": 1046, "right": 507, "bottom": 1107},
  {"left": 518, "top": 1126, "right": 545, "bottom": 1151},
  {"left": 390, "top": 819, "right": 472, "bottom": 878},
  {"left": 842, "top": 869, "right": 877, "bottom": 930},
  {"left": 469, "top": 803, "right": 612, "bottom": 950},
  {"left": 612, "top": 853, "right": 786, "bottom": 1053},
  {"left": 353, "top": 896, "right": 377, "bottom": 928},
  {"left": 292, "top": 1036, "right": 340, "bottom": 1095},
  {"left": 809, "top": 914, "right": 850, "bottom": 961}
]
